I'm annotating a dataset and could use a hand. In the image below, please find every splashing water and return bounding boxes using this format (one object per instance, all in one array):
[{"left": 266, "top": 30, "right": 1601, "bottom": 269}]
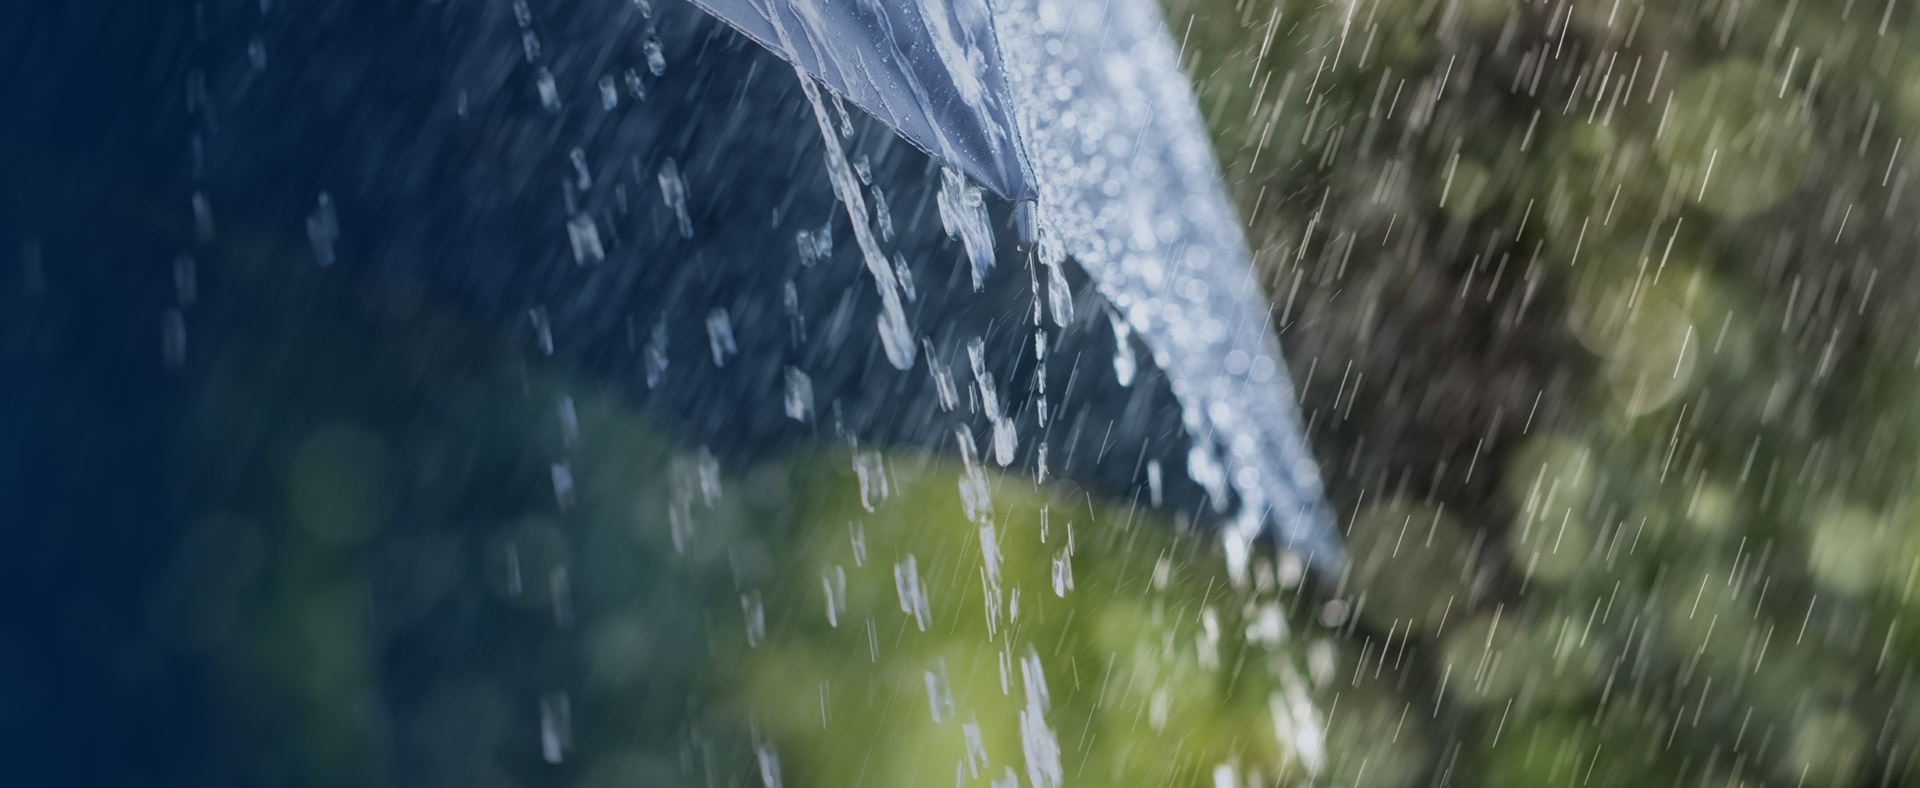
[
  {"left": 996, "top": 0, "right": 1340, "bottom": 574},
  {"left": 938, "top": 167, "right": 996, "bottom": 290}
]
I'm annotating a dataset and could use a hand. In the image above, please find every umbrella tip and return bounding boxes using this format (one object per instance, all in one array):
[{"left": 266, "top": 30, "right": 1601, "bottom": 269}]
[{"left": 1014, "top": 200, "right": 1038, "bottom": 246}]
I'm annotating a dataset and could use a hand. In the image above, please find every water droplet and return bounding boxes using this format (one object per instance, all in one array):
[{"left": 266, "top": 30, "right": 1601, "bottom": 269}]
[
  {"left": 756, "top": 744, "right": 783, "bottom": 788},
  {"left": 535, "top": 67, "right": 561, "bottom": 111},
  {"left": 306, "top": 192, "right": 338, "bottom": 267},
  {"left": 937, "top": 168, "right": 995, "bottom": 290},
  {"left": 741, "top": 591, "right": 765, "bottom": 647},
  {"left": 1108, "top": 311, "right": 1136, "bottom": 386},
  {"left": 872, "top": 187, "right": 895, "bottom": 242},
  {"left": 643, "top": 35, "right": 667, "bottom": 75},
  {"left": 623, "top": 67, "right": 646, "bottom": 101},
  {"left": 926, "top": 340, "right": 959, "bottom": 412},
  {"left": 556, "top": 396, "right": 579, "bottom": 447},
  {"left": 568, "top": 147, "right": 593, "bottom": 191},
  {"left": 658, "top": 158, "right": 692, "bottom": 239},
  {"left": 643, "top": 317, "right": 668, "bottom": 387},
  {"left": 550, "top": 462, "right": 575, "bottom": 510},
  {"left": 598, "top": 74, "right": 619, "bottom": 109},
  {"left": 892, "top": 253, "right": 915, "bottom": 302},
  {"left": 820, "top": 566, "right": 846, "bottom": 627},
  {"left": 925, "top": 660, "right": 955, "bottom": 722},
  {"left": 566, "top": 213, "right": 604, "bottom": 263},
  {"left": 796, "top": 223, "right": 832, "bottom": 266},
  {"left": 705, "top": 308, "right": 736, "bottom": 367},
  {"left": 538, "top": 692, "right": 570, "bottom": 764},
  {"left": 783, "top": 366, "right": 813, "bottom": 422},
  {"left": 893, "top": 555, "right": 929, "bottom": 631},
  {"left": 852, "top": 451, "right": 888, "bottom": 511},
  {"left": 528, "top": 306, "right": 554, "bottom": 355}
]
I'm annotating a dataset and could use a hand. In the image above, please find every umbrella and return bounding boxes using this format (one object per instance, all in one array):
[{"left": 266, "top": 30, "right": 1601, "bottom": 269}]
[
  {"left": 683, "top": 0, "right": 1343, "bottom": 572},
  {"left": 686, "top": 0, "right": 1035, "bottom": 202}
]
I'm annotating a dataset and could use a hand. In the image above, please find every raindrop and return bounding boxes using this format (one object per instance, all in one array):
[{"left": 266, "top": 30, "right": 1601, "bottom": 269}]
[
  {"left": 190, "top": 191, "right": 214, "bottom": 243},
  {"left": 566, "top": 213, "right": 604, "bottom": 263},
  {"left": 528, "top": 306, "right": 554, "bottom": 355},
  {"left": 893, "top": 555, "right": 929, "bottom": 630},
  {"left": 246, "top": 37, "right": 266, "bottom": 71},
  {"left": 643, "top": 317, "right": 668, "bottom": 387},
  {"left": 892, "top": 252, "right": 915, "bottom": 302},
  {"left": 306, "top": 192, "right": 339, "bottom": 267},
  {"left": 549, "top": 462, "right": 575, "bottom": 510},
  {"left": 978, "top": 523, "right": 1002, "bottom": 585},
  {"left": 820, "top": 566, "right": 846, "bottom": 626},
  {"left": 963, "top": 719, "right": 989, "bottom": 777},
  {"left": 1108, "top": 311, "right": 1136, "bottom": 386},
  {"left": 954, "top": 429, "right": 992, "bottom": 523},
  {"left": 538, "top": 692, "right": 571, "bottom": 764},
  {"left": 1018, "top": 650, "right": 1062, "bottom": 788},
  {"left": 741, "top": 591, "right": 765, "bottom": 647},
  {"left": 705, "top": 308, "right": 736, "bottom": 367},
  {"left": 658, "top": 158, "right": 693, "bottom": 239},
  {"left": 556, "top": 396, "right": 579, "bottom": 447},
  {"left": 568, "top": 147, "right": 593, "bottom": 191},
  {"left": 782, "top": 281, "right": 806, "bottom": 342},
  {"left": 756, "top": 744, "right": 783, "bottom": 788},
  {"left": 643, "top": 35, "right": 667, "bottom": 76},
  {"left": 783, "top": 366, "right": 813, "bottom": 422},
  {"left": 795, "top": 223, "right": 831, "bottom": 266},
  {"left": 852, "top": 451, "right": 888, "bottom": 511},
  {"left": 872, "top": 187, "right": 895, "bottom": 241},
  {"left": 967, "top": 338, "right": 1016, "bottom": 465},
  {"left": 925, "top": 340, "right": 959, "bottom": 411},
  {"left": 535, "top": 67, "right": 560, "bottom": 111},
  {"left": 924, "top": 660, "right": 955, "bottom": 722},
  {"left": 1050, "top": 549, "right": 1073, "bottom": 596},
  {"left": 623, "top": 67, "right": 647, "bottom": 101},
  {"left": 511, "top": 0, "right": 532, "bottom": 27},
  {"left": 598, "top": 75, "right": 619, "bottom": 109},
  {"left": 521, "top": 31, "right": 540, "bottom": 62}
]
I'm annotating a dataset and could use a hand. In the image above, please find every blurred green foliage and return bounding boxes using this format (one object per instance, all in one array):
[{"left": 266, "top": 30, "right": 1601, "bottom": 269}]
[{"left": 1158, "top": 0, "right": 1920, "bottom": 784}]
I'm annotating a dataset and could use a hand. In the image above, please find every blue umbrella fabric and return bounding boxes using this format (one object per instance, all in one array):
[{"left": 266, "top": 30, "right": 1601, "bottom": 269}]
[{"left": 687, "top": 0, "right": 1036, "bottom": 202}]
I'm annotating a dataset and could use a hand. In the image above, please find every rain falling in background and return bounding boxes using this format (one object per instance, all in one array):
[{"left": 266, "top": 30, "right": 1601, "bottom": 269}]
[{"left": 7, "top": 0, "right": 1920, "bottom": 786}]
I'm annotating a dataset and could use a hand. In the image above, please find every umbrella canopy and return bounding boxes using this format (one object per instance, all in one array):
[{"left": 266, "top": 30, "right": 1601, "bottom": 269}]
[
  {"left": 687, "top": 0, "right": 1035, "bottom": 201},
  {"left": 691, "top": 0, "right": 1344, "bottom": 572}
]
